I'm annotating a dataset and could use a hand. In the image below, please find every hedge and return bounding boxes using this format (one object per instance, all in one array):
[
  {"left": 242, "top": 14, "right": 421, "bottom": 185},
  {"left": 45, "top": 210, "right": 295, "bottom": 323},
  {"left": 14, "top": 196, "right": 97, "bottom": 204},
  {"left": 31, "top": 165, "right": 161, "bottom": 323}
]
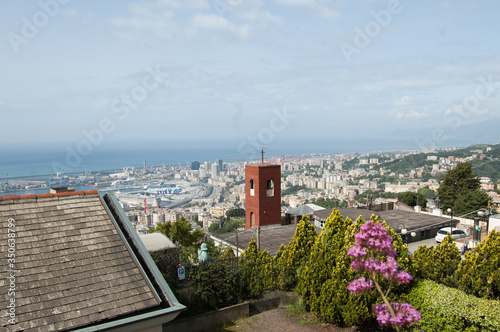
[{"left": 407, "top": 279, "right": 500, "bottom": 331}]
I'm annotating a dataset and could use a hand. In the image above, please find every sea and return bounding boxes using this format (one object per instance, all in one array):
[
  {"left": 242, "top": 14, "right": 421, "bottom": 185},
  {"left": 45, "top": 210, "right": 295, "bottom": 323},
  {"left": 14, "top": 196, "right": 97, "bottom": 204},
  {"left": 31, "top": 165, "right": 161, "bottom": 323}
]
[{"left": 0, "top": 137, "right": 473, "bottom": 182}]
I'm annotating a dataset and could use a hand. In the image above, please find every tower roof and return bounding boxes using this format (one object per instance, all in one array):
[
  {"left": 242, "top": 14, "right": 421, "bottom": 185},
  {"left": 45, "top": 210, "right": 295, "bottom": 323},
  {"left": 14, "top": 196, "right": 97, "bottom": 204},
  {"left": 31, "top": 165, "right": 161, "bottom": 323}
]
[{"left": 245, "top": 163, "right": 280, "bottom": 168}]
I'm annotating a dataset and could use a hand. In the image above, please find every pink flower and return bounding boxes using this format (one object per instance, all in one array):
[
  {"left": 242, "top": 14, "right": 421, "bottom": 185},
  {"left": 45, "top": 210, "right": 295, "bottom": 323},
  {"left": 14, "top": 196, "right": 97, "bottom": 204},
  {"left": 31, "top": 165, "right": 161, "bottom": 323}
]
[
  {"left": 354, "top": 222, "right": 396, "bottom": 257},
  {"left": 347, "top": 245, "right": 367, "bottom": 258},
  {"left": 395, "top": 271, "right": 413, "bottom": 285},
  {"left": 347, "top": 277, "right": 373, "bottom": 295},
  {"left": 373, "top": 303, "right": 421, "bottom": 329},
  {"left": 348, "top": 221, "right": 420, "bottom": 330}
]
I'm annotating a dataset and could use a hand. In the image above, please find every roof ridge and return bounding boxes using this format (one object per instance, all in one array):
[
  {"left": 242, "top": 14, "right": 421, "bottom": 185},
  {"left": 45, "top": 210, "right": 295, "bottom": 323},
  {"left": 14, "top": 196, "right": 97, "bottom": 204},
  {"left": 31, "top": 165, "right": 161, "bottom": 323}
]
[{"left": 0, "top": 190, "right": 99, "bottom": 201}]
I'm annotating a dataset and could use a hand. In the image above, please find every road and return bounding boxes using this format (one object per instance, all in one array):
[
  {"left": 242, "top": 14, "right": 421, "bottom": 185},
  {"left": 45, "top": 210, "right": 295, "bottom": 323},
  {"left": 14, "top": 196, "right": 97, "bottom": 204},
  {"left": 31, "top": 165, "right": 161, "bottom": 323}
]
[{"left": 406, "top": 237, "right": 439, "bottom": 254}]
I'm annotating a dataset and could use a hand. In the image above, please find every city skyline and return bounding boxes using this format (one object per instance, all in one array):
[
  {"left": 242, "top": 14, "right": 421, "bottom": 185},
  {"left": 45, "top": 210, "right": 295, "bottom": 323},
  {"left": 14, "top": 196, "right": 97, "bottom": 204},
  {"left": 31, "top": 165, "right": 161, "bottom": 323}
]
[{"left": 1, "top": 0, "right": 500, "bottom": 153}]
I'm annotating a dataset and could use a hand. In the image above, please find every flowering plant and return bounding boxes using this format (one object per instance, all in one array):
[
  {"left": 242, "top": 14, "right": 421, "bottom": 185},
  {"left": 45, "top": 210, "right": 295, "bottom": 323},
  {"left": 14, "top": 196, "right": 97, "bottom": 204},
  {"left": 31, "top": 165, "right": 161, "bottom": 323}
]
[{"left": 347, "top": 222, "right": 420, "bottom": 331}]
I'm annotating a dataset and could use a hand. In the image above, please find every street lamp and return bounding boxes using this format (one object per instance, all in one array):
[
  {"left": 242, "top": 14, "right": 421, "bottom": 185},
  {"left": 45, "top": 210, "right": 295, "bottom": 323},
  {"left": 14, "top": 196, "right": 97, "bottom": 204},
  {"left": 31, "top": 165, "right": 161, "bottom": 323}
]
[
  {"left": 447, "top": 208, "right": 453, "bottom": 235},
  {"left": 366, "top": 194, "right": 373, "bottom": 210},
  {"left": 478, "top": 209, "right": 490, "bottom": 236},
  {"left": 396, "top": 223, "right": 416, "bottom": 243}
]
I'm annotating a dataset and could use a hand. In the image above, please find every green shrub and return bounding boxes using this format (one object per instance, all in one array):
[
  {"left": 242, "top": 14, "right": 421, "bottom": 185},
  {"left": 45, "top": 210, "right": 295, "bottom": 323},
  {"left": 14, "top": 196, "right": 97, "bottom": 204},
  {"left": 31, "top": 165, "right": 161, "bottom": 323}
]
[
  {"left": 411, "top": 235, "right": 461, "bottom": 287},
  {"left": 297, "top": 209, "right": 411, "bottom": 326},
  {"left": 240, "top": 238, "right": 273, "bottom": 298},
  {"left": 275, "top": 214, "right": 317, "bottom": 290},
  {"left": 297, "top": 209, "right": 349, "bottom": 315},
  {"left": 456, "top": 230, "right": 500, "bottom": 299},
  {"left": 407, "top": 279, "right": 500, "bottom": 331},
  {"left": 189, "top": 259, "right": 242, "bottom": 312}
]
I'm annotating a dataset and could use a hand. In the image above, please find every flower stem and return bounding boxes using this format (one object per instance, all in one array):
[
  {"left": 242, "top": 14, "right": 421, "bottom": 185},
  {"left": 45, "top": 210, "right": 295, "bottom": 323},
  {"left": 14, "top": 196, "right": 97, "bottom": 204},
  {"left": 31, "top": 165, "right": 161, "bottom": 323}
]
[{"left": 372, "top": 272, "right": 399, "bottom": 332}]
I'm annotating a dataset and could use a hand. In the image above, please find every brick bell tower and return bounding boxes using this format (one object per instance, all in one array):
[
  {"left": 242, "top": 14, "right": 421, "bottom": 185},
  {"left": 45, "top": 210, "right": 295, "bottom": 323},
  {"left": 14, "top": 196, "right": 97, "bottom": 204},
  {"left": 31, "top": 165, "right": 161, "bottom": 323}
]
[{"left": 245, "top": 150, "right": 281, "bottom": 229}]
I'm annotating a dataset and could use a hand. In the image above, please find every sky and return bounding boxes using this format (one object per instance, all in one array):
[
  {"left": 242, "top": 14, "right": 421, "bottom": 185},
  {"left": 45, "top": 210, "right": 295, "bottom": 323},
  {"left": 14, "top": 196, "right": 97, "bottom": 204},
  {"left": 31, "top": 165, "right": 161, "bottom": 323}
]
[{"left": 1, "top": 0, "right": 500, "bottom": 157}]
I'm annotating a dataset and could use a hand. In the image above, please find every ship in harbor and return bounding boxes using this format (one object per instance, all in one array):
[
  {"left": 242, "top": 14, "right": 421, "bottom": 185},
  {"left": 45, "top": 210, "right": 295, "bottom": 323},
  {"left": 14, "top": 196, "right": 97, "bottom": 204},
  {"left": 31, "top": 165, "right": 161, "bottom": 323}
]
[{"left": 145, "top": 183, "right": 183, "bottom": 195}]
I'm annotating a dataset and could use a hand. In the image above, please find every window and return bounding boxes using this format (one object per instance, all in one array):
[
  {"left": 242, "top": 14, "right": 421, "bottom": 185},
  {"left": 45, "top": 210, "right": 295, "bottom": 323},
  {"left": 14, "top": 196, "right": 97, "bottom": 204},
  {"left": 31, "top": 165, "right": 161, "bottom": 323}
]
[
  {"left": 250, "top": 179, "right": 254, "bottom": 196},
  {"left": 266, "top": 180, "right": 274, "bottom": 197}
]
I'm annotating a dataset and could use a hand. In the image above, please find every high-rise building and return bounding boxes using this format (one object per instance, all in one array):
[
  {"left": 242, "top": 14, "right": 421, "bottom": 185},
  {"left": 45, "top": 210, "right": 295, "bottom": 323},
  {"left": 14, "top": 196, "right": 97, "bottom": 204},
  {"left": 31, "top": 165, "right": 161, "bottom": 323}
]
[
  {"left": 245, "top": 163, "right": 281, "bottom": 229},
  {"left": 191, "top": 161, "right": 200, "bottom": 170},
  {"left": 211, "top": 162, "right": 220, "bottom": 178},
  {"left": 216, "top": 159, "right": 223, "bottom": 171}
]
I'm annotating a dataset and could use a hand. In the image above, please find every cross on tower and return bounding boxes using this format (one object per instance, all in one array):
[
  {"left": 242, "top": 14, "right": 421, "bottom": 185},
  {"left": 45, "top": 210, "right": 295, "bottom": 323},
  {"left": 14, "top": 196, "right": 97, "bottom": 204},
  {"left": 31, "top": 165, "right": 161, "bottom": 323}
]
[{"left": 260, "top": 146, "right": 265, "bottom": 163}]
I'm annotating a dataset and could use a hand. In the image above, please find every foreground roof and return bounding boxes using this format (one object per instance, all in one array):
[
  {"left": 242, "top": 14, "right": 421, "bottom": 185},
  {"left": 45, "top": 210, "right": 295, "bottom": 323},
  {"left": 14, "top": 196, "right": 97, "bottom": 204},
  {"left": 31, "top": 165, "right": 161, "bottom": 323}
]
[
  {"left": 213, "top": 223, "right": 321, "bottom": 256},
  {"left": 314, "top": 208, "right": 456, "bottom": 232},
  {"left": 213, "top": 208, "right": 457, "bottom": 255},
  {"left": 285, "top": 204, "right": 324, "bottom": 216},
  {"left": 0, "top": 191, "right": 184, "bottom": 331}
]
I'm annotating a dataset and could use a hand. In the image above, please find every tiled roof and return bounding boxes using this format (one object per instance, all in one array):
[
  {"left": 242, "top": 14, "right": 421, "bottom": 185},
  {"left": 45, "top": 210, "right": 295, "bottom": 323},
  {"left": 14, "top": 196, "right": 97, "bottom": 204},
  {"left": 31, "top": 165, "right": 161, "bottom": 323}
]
[{"left": 0, "top": 191, "right": 161, "bottom": 331}]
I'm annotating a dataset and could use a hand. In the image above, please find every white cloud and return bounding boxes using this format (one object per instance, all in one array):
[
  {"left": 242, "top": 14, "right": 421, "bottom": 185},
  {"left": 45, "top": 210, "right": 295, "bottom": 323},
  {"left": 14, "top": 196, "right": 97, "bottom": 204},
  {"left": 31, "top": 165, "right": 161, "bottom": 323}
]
[
  {"left": 361, "top": 79, "right": 447, "bottom": 92},
  {"left": 275, "top": 0, "right": 340, "bottom": 21},
  {"left": 191, "top": 13, "right": 250, "bottom": 38},
  {"left": 233, "top": 0, "right": 284, "bottom": 25},
  {"left": 390, "top": 96, "right": 430, "bottom": 120},
  {"left": 109, "top": 3, "right": 178, "bottom": 40},
  {"left": 108, "top": 0, "right": 278, "bottom": 41}
]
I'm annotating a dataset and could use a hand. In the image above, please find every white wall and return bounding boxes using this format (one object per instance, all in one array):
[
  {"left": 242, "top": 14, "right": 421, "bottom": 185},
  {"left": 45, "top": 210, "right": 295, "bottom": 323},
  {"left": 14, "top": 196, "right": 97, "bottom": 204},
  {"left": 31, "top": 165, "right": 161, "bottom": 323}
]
[{"left": 489, "top": 217, "right": 500, "bottom": 232}]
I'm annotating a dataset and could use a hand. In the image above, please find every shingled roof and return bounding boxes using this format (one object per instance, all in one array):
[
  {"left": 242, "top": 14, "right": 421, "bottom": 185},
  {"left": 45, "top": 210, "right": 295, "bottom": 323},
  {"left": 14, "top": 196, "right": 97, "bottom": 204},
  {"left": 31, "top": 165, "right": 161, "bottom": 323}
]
[{"left": 0, "top": 191, "right": 184, "bottom": 331}]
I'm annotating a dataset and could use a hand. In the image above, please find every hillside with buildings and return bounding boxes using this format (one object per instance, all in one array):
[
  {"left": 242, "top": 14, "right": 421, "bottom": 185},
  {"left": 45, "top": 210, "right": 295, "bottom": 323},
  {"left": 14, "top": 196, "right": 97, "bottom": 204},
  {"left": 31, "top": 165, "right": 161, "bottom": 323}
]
[{"left": 103, "top": 143, "right": 500, "bottom": 234}]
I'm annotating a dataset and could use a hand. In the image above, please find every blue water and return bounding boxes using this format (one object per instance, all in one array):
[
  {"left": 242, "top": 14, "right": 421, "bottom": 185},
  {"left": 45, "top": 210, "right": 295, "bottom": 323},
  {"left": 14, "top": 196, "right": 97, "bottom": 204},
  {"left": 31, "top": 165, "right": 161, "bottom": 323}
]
[
  {"left": 0, "top": 146, "right": 250, "bottom": 179},
  {"left": 0, "top": 138, "right": 471, "bottom": 180}
]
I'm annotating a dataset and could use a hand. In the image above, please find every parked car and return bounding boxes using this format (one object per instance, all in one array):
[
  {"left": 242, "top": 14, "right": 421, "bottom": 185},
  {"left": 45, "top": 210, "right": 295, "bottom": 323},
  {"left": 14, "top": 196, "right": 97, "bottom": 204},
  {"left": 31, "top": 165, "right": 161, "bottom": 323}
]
[{"left": 435, "top": 227, "right": 469, "bottom": 243}]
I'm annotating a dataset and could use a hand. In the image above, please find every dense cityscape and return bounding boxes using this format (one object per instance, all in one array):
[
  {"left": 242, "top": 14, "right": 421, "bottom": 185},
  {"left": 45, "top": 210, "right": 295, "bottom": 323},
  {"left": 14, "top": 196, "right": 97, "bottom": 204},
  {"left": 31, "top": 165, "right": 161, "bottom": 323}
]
[{"left": 3, "top": 142, "right": 499, "bottom": 234}]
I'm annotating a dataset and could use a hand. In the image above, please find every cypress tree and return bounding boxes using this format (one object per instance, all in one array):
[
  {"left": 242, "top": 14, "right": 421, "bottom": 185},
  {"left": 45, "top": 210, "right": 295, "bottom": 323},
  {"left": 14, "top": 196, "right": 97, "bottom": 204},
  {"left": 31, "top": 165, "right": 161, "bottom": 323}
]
[
  {"left": 277, "top": 214, "right": 318, "bottom": 290},
  {"left": 297, "top": 209, "right": 350, "bottom": 314},
  {"left": 457, "top": 230, "right": 500, "bottom": 299}
]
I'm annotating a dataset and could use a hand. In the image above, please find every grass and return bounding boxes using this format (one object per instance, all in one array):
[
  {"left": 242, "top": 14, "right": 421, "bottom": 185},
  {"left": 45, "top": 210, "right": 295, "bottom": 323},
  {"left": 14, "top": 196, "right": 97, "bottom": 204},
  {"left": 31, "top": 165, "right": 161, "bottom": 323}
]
[
  {"left": 286, "top": 303, "right": 306, "bottom": 316},
  {"left": 286, "top": 303, "right": 323, "bottom": 327}
]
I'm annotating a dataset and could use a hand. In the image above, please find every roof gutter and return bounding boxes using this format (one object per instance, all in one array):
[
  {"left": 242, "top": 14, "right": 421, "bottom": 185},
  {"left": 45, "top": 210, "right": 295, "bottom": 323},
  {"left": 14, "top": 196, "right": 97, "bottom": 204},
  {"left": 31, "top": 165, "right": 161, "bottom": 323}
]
[
  {"left": 103, "top": 193, "right": 185, "bottom": 308},
  {"left": 74, "top": 306, "right": 184, "bottom": 332},
  {"left": 76, "top": 192, "right": 186, "bottom": 331}
]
